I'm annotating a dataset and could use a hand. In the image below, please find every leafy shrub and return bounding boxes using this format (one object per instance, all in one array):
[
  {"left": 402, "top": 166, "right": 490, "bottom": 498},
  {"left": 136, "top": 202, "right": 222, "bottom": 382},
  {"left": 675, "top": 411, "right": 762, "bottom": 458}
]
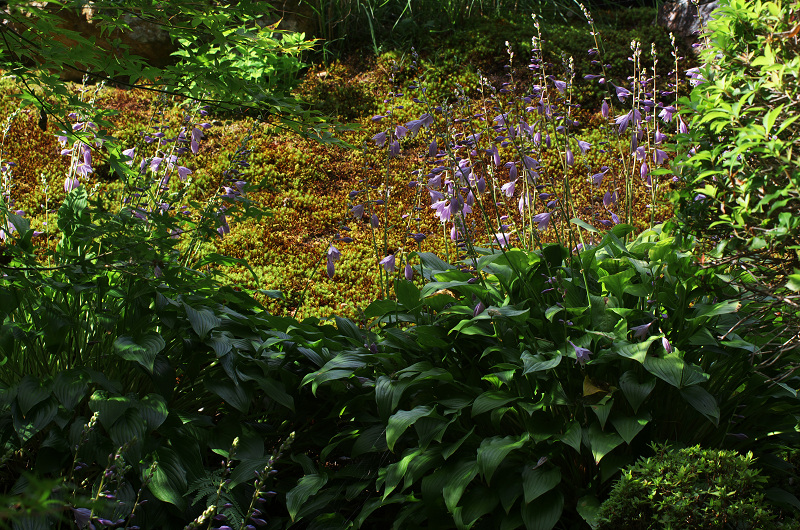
[
  {"left": 596, "top": 444, "right": 783, "bottom": 529},
  {"left": 288, "top": 222, "right": 799, "bottom": 528},
  {"left": 675, "top": 0, "right": 800, "bottom": 282}
]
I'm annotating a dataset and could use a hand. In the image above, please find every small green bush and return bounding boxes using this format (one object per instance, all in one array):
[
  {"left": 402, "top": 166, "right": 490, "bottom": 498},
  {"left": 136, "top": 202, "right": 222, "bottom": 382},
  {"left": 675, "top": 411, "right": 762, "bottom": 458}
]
[{"left": 596, "top": 444, "right": 778, "bottom": 529}]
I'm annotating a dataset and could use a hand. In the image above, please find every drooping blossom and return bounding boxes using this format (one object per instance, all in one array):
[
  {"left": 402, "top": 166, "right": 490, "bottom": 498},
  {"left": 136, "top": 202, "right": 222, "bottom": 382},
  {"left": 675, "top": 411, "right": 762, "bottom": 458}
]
[
  {"left": 532, "top": 211, "right": 552, "bottom": 230},
  {"left": 370, "top": 213, "right": 380, "bottom": 228},
  {"left": 553, "top": 79, "right": 567, "bottom": 94},
  {"left": 653, "top": 149, "right": 668, "bottom": 165},
  {"left": 569, "top": 340, "right": 592, "bottom": 366},
  {"left": 577, "top": 140, "right": 592, "bottom": 155},
  {"left": 150, "top": 157, "right": 163, "bottom": 173},
  {"left": 614, "top": 85, "right": 632, "bottom": 102},
  {"left": 379, "top": 254, "right": 396, "bottom": 272},
  {"left": 395, "top": 125, "right": 409, "bottom": 139},
  {"left": 677, "top": 116, "right": 689, "bottom": 134},
  {"left": 64, "top": 176, "right": 79, "bottom": 193},
  {"left": 591, "top": 167, "right": 610, "bottom": 186},
  {"left": 122, "top": 147, "right": 136, "bottom": 165},
  {"left": 630, "top": 321, "right": 653, "bottom": 340},
  {"left": 404, "top": 262, "right": 414, "bottom": 280},
  {"left": 501, "top": 181, "right": 516, "bottom": 197},
  {"left": 493, "top": 231, "right": 511, "bottom": 247},
  {"left": 603, "top": 191, "right": 618, "bottom": 209},
  {"left": 601, "top": 100, "right": 609, "bottom": 119},
  {"left": 658, "top": 106, "right": 676, "bottom": 123},
  {"left": 351, "top": 204, "right": 364, "bottom": 219},
  {"left": 177, "top": 166, "right": 192, "bottom": 180},
  {"left": 326, "top": 245, "right": 341, "bottom": 278},
  {"left": 389, "top": 140, "right": 400, "bottom": 158},
  {"left": 518, "top": 191, "right": 533, "bottom": 215},
  {"left": 372, "top": 131, "right": 387, "bottom": 147},
  {"left": 565, "top": 148, "right": 574, "bottom": 167}
]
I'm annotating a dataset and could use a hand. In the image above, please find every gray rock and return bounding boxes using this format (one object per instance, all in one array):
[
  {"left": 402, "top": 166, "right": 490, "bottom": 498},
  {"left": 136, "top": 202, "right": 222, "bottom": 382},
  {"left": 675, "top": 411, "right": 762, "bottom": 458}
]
[{"left": 657, "top": 0, "right": 719, "bottom": 43}]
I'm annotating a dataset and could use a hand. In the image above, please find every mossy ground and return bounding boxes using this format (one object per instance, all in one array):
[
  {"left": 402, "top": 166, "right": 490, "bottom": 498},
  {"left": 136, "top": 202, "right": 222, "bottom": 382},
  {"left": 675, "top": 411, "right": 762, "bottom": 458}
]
[{"left": 1, "top": 8, "right": 689, "bottom": 320}]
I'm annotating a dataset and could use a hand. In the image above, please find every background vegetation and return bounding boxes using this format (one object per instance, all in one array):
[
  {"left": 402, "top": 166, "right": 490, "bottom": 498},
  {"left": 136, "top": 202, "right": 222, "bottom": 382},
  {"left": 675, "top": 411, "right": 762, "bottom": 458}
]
[{"left": 0, "top": 0, "right": 798, "bottom": 529}]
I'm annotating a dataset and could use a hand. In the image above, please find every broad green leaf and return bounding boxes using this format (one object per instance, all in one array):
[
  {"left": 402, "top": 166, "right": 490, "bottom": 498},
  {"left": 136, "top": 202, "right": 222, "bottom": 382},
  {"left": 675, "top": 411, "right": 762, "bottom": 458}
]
[
  {"left": 443, "top": 427, "right": 475, "bottom": 461},
  {"left": 53, "top": 369, "right": 90, "bottom": 411},
  {"left": 457, "top": 485, "right": 500, "bottom": 529},
  {"left": 472, "top": 390, "right": 516, "bottom": 417},
  {"left": 570, "top": 218, "right": 599, "bottom": 233},
  {"left": 787, "top": 274, "right": 800, "bottom": 292},
  {"left": 113, "top": 332, "right": 165, "bottom": 372},
  {"left": 587, "top": 423, "right": 623, "bottom": 465},
  {"left": 386, "top": 406, "right": 434, "bottom": 451},
  {"left": 522, "top": 465, "right": 560, "bottom": 504},
  {"left": 150, "top": 448, "right": 188, "bottom": 511},
  {"left": 17, "top": 375, "right": 51, "bottom": 416},
  {"left": 522, "top": 354, "right": 562, "bottom": 375},
  {"left": 137, "top": 394, "right": 169, "bottom": 431},
  {"left": 610, "top": 411, "right": 651, "bottom": 444},
  {"left": 109, "top": 408, "right": 147, "bottom": 448},
  {"left": 576, "top": 495, "right": 602, "bottom": 527},
  {"left": 255, "top": 377, "right": 295, "bottom": 411},
  {"left": 559, "top": 420, "right": 582, "bottom": 453},
  {"left": 395, "top": 279, "right": 421, "bottom": 310},
  {"left": 383, "top": 448, "right": 419, "bottom": 499},
  {"left": 443, "top": 460, "right": 480, "bottom": 513},
  {"left": 334, "top": 316, "right": 362, "bottom": 343},
  {"left": 287, "top": 474, "right": 328, "bottom": 521},
  {"left": 230, "top": 457, "right": 269, "bottom": 487},
  {"left": 679, "top": 385, "right": 720, "bottom": 425},
  {"left": 183, "top": 303, "right": 221, "bottom": 340},
  {"left": 544, "top": 305, "right": 563, "bottom": 322},
  {"left": 612, "top": 336, "right": 660, "bottom": 364},
  {"left": 689, "top": 300, "right": 741, "bottom": 321},
  {"left": 619, "top": 371, "right": 656, "bottom": 413},
  {"left": 521, "top": 490, "right": 563, "bottom": 530},
  {"left": 590, "top": 399, "right": 613, "bottom": 429},
  {"left": 89, "top": 391, "right": 133, "bottom": 429},
  {"left": 205, "top": 379, "right": 249, "bottom": 413},
  {"left": 644, "top": 351, "right": 708, "bottom": 388},
  {"left": 598, "top": 269, "right": 636, "bottom": 300},
  {"left": 477, "top": 434, "right": 529, "bottom": 484}
]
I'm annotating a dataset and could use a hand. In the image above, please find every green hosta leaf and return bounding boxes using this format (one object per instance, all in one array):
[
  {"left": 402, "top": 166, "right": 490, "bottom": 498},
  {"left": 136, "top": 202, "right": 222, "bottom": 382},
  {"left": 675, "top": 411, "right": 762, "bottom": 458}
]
[
  {"left": 443, "top": 427, "right": 475, "bottom": 461},
  {"left": 443, "top": 460, "right": 480, "bottom": 513},
  {"left": 472, "top": 390, "right": 516, "bottom": 417},
  {"left": 644, "top": 351, "right": 708, "bottom": 388},
  {"left": 521, "top": 489, "right": 563, "bottom": 530},
  {"left": 612, "top": 336, "right": 660, "bottom": 364},
  {"left": 395, "top": 279, "right": 421, "bottom": 310},
  {"left": 287, "top": 474, "right": 327, "bottom": 522},
  {"left": 387, "top": 406, "right": 434, "bottom": 451},
  {"left": 610, "top": 411, "right": 651, "bottom": 444},
  {"left": 522, "top": 354, "right": 562, "bottom": 375},
  {"left": 457, "top": 485, "right": 500, "bottom": 529},
  {"left": 478, "top": 434, "right": 529, "bottom": 484},
  {"left": 590, "top": 399, "right": 613, "bottom": 429},
  {"left": 113, "top": 332, "right": 165, "bottom": 372},
  {"left": 679, "top": 385, "right": 719, "bottom": 425},
  {"left": 89, "top": 391, "right": 134, "bottom": 429},
  {"left": 137, "top": 394, "right": 168, "bottom": 431},
  {"left": 183, "top": 303, "right": 221, "bottom": 340},
  {"left": 544, "top": 305, "right": 563, "bottom": 322},
  {"left": 587, "top": 423, "right": 623, "bottom": 465},
  {"left": 383, "top": 448, "right": 420, "bottom": 499},
  {"left": 619, "top": 371, "right": 656, "bottom": 413},
  {"left": 53, "top": 369, "right": 90, "bottom": 411},
  {"left": 689, "top": 300, "right": 741, "bottom": 321},
  {"left": 206, "top": 334, "right": 233, "bottom": 357},
  {"left": 205, "top": 379, "right": 249, "bottom": 413},
  {"left": 150, "top": 448, "right": 188, "bottom": 511},
  {"left": 522, "top": 465, "right": 561, "bottom": 504},
  {"left": 17, "top": 375, "right": 51, "bottom": 416},
  {"left": 255, "top": 377, "right": 295, "bottom": 411},
  {"left": 570, "top": 218, "right": 599, "bottom": 233},
  {"left": 109, "top": 408, "right": 147, "bottom": 448},
  {"left": 598, "top": 269, "right": 636, "bottom": 300},
  {"left": 576, "top": 495, "right": 602, "bottom": 527},
  {"left": 559, "top": 420, "right": 581, "bottom": 453},
  {"left": 334, "top": 316, "right": 362, "bottom": 343},
  {"left": 787, "top": 274, "right": 800, "bottom": 292},
  {"left": 230, "top": 457, "right": 270, "bottom": 487}
]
